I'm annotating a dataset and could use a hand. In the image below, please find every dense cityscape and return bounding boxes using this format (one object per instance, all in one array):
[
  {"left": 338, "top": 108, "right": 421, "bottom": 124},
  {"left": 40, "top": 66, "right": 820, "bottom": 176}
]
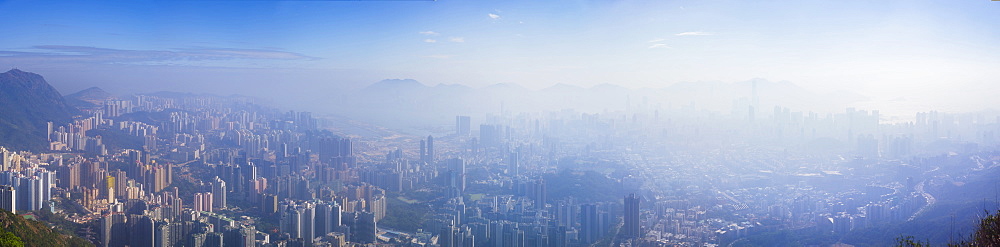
[
  {"left": 1, "top": 1, "right": 998, "bottom": 246},
  {"left": 0, "top": 68, "right": 997, "bottom": 246}
]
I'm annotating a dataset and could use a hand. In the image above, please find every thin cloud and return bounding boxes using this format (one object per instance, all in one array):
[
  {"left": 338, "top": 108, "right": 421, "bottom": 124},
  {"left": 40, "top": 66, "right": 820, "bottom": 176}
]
[
  {"left": 648, "top": 38, "right": 666, "bottom": 43},
  {"left": 424, "top": 39, "right": 438, "bottom": 43},
  {"left": 419, "top": 31, "right": 439, "bottom": 36},
  {"left": 426, "top": 54, "right": 452, "bottom": 59},
  {"left": 0, "top": 45, "right": 320, "bottom": 67},
  {"left": 648, "top": 44, "right": 670, "bottom": 49},
  {"left": 190, "top": 48, "right": 311, "bottom": 60},
  {"left": 0, "top": 45, "right": 316, "bottom": 64},
  {"left": 675, "top": 31, "right": 712, "bottom": 36},
  {"left": 488, "top": 13, "right": 501, "bottom": 20},
  {"left": 449, "top": 37, "right": 465, "bottom": 43}
]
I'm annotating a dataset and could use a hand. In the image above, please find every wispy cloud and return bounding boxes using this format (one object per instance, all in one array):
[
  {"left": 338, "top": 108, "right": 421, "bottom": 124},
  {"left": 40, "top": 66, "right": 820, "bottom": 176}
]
[
  {"left": 675, "top": 31, "right": 712, "bottom": 36},
  {"left": 424, "top": 39, "right": 438, "bottom": 43},
  {"left": 0, "top": 45, "right": 316, "bottom": 67},
  {"left": 648, "top": 38, "right": 665, "bottom": 43},
  {"left": 419, "top": 31, "right": 439, "bottom": 36},
  {"left": 488, "top": 13, "right": 501, "bottom": 20},
  {"left": 449, "top": 37, "right": 465, "bottom": 43},
  {"left": 426, "top": 54, "right": 452, "bottom": 59},
  {"left": 648, "top": 44, "right": 670, "bottom": 49}
]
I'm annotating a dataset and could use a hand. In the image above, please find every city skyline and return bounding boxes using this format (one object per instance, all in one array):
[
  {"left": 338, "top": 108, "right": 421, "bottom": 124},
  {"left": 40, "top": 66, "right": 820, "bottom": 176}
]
[{"left": 0, "top": 67, "right": 998, "bottom": 246}]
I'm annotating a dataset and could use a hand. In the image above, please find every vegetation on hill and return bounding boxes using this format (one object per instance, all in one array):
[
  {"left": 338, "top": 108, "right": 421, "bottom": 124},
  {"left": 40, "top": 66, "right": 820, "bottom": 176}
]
[
  {"left": 545, "top": 169, "right": 625, "bottom": 203},
  {"left": 0, "top": 228, "right": 22, "bottom": 247},
  {"left": 0, "top": 209, "right": 92, "bottom": 247},
  {"left": 86, "top": 129, "right": 143, "bottom": 150},
  {"left": 64, "top": 87, "right": 113, "bottom": 108},
  {"left": 896, "top": 209, "right": 1000, "bottom": 246},
  {"left": 379, "top": 194, "right": 431, "bottom": 232}
]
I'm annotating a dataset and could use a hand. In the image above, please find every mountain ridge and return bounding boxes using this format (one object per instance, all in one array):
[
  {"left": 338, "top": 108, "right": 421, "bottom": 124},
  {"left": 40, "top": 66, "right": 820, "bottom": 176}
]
[
  {"left": 0, "top": 69, "right": 76, "bottom": 151},
  {"left": 65, "top": 86, "right": 114, "bottom": 111},
  {"left": 65, "top": 87, "right": 113, "bottom": 104}
]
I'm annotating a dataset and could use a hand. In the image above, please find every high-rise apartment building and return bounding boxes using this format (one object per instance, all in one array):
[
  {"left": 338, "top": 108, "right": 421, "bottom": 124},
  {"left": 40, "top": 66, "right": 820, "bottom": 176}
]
[
  {"left": 624, "top": 193, "right": 641, "bottom": 238},
  {"left": 212, "top": 177, "right": 226, "bottom": 210},
  {"left": 456, "top": 116, "right": 471, "bottom": 136},
  {"left": 0, "top": 185, "right": 14, "bottom": 213}
]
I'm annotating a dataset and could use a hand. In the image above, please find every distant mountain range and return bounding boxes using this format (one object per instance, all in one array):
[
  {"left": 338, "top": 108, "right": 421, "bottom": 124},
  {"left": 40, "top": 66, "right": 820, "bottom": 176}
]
[
  {"left": 0, "top": 69, "right": 76, "bottom": 151},
  {"left": 334, "top": 78, "right": 869, "bottom": 130},
  {"left": 0, "top": 69, "right": 874, "bottom": 141},
  {"left": 64, "top": 86, "right": 113, "bottom": 111}
]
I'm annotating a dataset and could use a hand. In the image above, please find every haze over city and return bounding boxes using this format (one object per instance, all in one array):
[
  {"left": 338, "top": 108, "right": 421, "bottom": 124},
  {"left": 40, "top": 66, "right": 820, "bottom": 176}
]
[{"left": 1, "top": 0, "right": 999, "bottom": 119}]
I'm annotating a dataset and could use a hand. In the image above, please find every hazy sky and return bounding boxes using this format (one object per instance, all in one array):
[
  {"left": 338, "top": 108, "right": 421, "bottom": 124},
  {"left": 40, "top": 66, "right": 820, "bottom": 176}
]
[{"left": 1, "top": 0, "right": 998, "bottom": 115}]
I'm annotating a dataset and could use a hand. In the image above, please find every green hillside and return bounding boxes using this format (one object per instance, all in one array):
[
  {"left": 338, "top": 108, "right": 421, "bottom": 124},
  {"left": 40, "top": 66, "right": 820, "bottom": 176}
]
[{"left": 0, "top": 210, "right": 91, "bottom": 247}]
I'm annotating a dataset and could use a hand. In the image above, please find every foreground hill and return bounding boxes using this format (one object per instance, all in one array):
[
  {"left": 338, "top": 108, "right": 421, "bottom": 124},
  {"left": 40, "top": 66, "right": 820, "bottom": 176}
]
[
  {"left": 0, "top": 69, "right": 76, "bottom": 151},
  {"left": 0, "top": 210, "right": 91, "bottom": 247}
]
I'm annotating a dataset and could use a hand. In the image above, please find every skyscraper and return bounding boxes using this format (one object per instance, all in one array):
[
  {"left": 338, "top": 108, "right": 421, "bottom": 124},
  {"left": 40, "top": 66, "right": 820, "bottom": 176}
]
[
  {"left": 130, "top": 215, "right": 155, "bottom": 247},
  {"left": 0, "top": 185, "right": 14, "bottom": 213},
  {"left": 331, "top": 202, "right": 342, "bottom": 230},
  {"left": 340, "top": 138, "right": 353, "bottom": 158},
  {"left": 155, "top": 221, "right": 171, "bottom": 247},
  {"left": 193, "top": 193, "right": 204, "bottom": 212},
  {"left": 456, "top": 116, "right": 471, "bottom": 136},
  {"left": 479, "top": 124, "right": 501, "bottom": 148},
  {"left": 57, "top": 162, "right": 80, "bottom": 191},
  {"left": 0, "top": 148, "right": 10, "bottom": 171},
  {"left": 354, "top": 212, "right": 377, "bottom": 244},
  {"left": 316, "top": 201, "right": 342, "bottom": 236},
  {"left": 624, "top": 193, "right": 640, "bottom": 238},
  {"left": 212, "top": 177, "right": 227, "bottom": 210},
  {"left": 528, "top": 179, "right": 546, "bottom": 209},
  {"left": 101, "top": 213, "right": 128, "bottom": 247},
  {"left": 445, "top": 158, "right": 466, "bottom": 198},
  {"left": 221, "top": 226, "right": 255, "bottom": 247},
  {"left": 261, "top": 194, "right": 277, "bottom": 214},
  {"left": 507, "top": 151, "right": 519, "bottom": 176},
  {"left": 439, "top": 224, "right": 456, "bottom": 247},
  {"left": 279, "top": 201, "right": 317, "bottom": 244},
  {"left": 580, "top": 204, "right": 600, "bottom": 244},
  {"left": 420, "top": 140, "right": 426, "bottom": 164},
  {"left": 103, "top": 175, "right": 115, "bottom": 204},
  {"left": 15, "top": 175, "right": 45, "bottom": 211},
  {"left": 204, "top": 232, "right": 223, "bottom": 247},
  {"left": 203, "top": 192, "right": 214, "bottom": 212},
  {"left": 37, "top": 170, "right": 54, "bottom": 207},
  {"left": 300, "top": 203, "right": 316, "bottom": 244},
  {"left": 280, "top": 207, "right": 301, "bottom": 241},
  {"left": 426, "top": 135, "right": 435, "bottom": 163}
]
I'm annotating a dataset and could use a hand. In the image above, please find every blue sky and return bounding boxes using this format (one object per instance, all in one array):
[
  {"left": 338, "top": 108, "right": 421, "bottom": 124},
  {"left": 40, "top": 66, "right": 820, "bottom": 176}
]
[{"left": 1, "top": 0, "right": 998, "bottom": 115}]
